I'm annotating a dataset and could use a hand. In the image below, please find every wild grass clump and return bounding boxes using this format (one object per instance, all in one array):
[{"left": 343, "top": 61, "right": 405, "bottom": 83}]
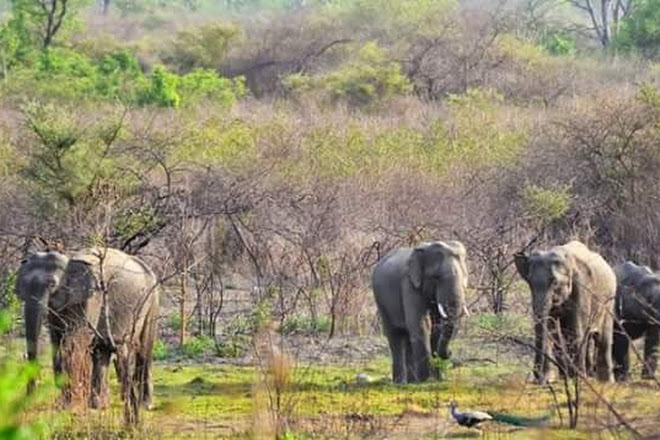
[{"left": 59, "top": 325, "right": 94, "bottom": 410}]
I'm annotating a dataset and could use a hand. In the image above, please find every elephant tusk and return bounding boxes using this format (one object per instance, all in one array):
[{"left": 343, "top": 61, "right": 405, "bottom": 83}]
[
  {"left": 463, "top": 304, "right": 471, "bottom": 317},
  {"left": 437, "top": 303, "right": 448, "bottom": 319}
]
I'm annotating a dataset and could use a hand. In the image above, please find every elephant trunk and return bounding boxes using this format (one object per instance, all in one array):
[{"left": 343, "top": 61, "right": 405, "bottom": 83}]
[
  {"left": 24, "top": 299, "right": 45, "bottom": 394},
  {"left": 24, "top": 299, "right": 44, "bottom": 363},
  {"left": 532, "top": 293, "right": 552, "bottom": 384},
  {"left": 432, "top": 277, "right": 465, "bottom": 359}
]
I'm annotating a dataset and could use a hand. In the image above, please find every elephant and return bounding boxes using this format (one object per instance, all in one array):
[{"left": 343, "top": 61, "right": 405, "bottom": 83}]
[
  {"left": 16, "top": 247, "right": 159, "bottom": 421},
  {"left": 372, "top": 241, "right": 469, "bottom": 384},
  {"left": 514, "top": 240, "right": 616, "bottom": 384},
  {"left": 612, "top": 261, "right": 660, "bottom": 381}
]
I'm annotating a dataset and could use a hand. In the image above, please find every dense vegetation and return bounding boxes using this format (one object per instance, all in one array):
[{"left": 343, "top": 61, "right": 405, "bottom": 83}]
[{"left": 2, "top": 0, "right": 660, "bottom": 437}]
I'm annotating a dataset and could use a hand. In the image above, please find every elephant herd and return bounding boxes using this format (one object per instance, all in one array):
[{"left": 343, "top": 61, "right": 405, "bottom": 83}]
[
  {"left": 12, "top": 239, "right": 660, "bottom": 420},
  {"left": 372, "top": 240, "right": 660, "bottom": 385}
]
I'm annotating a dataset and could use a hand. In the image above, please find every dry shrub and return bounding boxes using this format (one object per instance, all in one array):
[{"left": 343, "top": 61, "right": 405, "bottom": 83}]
[
  {"left": 59, "top": 325, "right": 94, "bottom": 410},
  {"left": 251, "top": 323, "right": 295, "bottom": 439}
]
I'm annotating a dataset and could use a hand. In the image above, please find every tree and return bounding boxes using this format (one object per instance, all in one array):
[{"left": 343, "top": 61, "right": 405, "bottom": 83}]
[
  {"left": 616, "top": 0, "right": 660, "bottom": 57},
  {"left": 566, "top": 0, "right": 634, "bottom": 46}
]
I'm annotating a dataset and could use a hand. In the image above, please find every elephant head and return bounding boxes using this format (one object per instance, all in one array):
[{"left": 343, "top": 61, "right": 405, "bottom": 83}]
[
  {"left": 515, "top": 248, "right": 578, "bottom": 381},
  {"left": 614, "top": 261, "right": 654, "bottom": 288},
  {"left": 408, "top": 241, "right": 469, "bottom": 357},
  {"left": 16, "top": 252, "right": 99, "bottom": 362},
  {"left": 515, "top": 249, "right": 576, "bottom": 319},
  {"left": 16, "top": 251, "right": 69, "bottom": 364}
]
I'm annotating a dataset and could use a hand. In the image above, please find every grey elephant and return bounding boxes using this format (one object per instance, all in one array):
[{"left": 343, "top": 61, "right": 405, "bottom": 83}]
[
  {"left": 372, "top": 241, "right": 469, "bottom": 383},
  {"left": 613, "top": 261, "right": 660, "bottom": 381},
  {"left": 17, "top": 247, "right": 159, "bottom": 421},
  {"left": 514, "top": 240, "right": 615, "bottom": 384}
]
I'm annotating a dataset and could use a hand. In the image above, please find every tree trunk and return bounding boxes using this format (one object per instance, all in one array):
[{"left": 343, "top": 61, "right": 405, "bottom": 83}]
[{"left": 179, "top": 268, "right": 187, "bottom": 348}]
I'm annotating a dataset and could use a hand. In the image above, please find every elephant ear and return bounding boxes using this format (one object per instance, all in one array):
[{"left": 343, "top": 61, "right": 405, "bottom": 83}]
[
  {"left": 408, "top": 248, "right": 425, "bottom": 289},
  {"left": 514, "top": 253, "right": 530, "bottom": 282},
  {"left": 49, "top": 259, "right": 96, "bottom": 311},
  {"left": 15, "top": 257, "right": 32, "bottom": 301}
]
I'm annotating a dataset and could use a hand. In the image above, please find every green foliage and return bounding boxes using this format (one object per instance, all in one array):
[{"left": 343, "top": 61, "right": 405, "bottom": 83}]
[
  {"left": 140, "top": 65, "right": 245, "bottom": 108},
  {"left": 216, "top": 299, "right": 272, "bottom": 358},
  {"left": 430, "top": 356, "right": 450, "bottom": 381},
  {"left": 321, "top": 42, "right": 412, "bottom": 106},
  {"left": 542, "top": 32, "right": 577, "bottom": 56},
  {"left": 163, "top": 22, "right": 241, "bottom": 73},
  {"left": 168, "top": 313, "right": 182, "bottom": 333},
  {"left": 616, "top": 0, "right": 660, "bottom": 58},
  {"left": 19, "top": 102, "right": 133, "bottom": 214},
  {"left": 141, "top": 65, "right": 180, "bottom": 107},
  {"left": 177, "top": 68, "right": 246, "bottom": 107},
  {"left": 153, "top": 339, "right": 171, "bottom": 361},
  {"left": 0, "top": 311, "right": 44, "bottom": 439},
  {"left": 280, "top": 314, "right": 331, "bottom": 335},
  {"left": 181, "top": 335, "right": 215, "bottom": 358},
  {"left": 331, "top": 0, "right": 457, "bottom": 40},
  {"left": 443, "top": 88, "right": 527, "bottom": 169},
  {"left": 522, "top": 184, "right": 572, "bottom": 223},
  {"left": 0, "top": 272, "right": 20, "bottom": 334},
  {"left": 114, "top": 208, "right": 162, "bottom": 243}
]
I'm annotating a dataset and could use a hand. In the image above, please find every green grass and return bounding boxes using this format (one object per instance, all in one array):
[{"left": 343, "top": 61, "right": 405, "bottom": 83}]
[
  {"left": 9, "top": 325, "right": 660, "bottom": 439},
  {"left": 23, "top": 352, "right": 659, "bottom": 439}
]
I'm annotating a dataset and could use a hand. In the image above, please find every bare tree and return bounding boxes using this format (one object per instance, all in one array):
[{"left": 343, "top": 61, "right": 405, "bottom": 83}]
[{"left": 567, "top": 0, "right": 634, "bottom": 46}]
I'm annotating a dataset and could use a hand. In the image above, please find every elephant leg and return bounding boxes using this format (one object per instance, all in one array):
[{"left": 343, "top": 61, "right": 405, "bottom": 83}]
[
  {"left": 642, "top": 326, "right": 660, "bottom": 380},
  {"left": 403, "top": 291, "right": 432, "bottom": 383},
  {"left": 90, "top": 344, "right": 111, "bottom": 409},
  {"left": 613, "top": 327, "right": 631, "bottom": 382},
  {"left": 595, "top": 330, "right": 614, "bottom": 383},
  {"left": 385, "top": 328, "right": 407, "bottom": 384},
  {"left": 548, "top": 319, "right": 565, "bottom": 382},
  {"left": 404, "top": 338, "right": 415, "bottom": 383},
  {"left": 584, "top": 334, "right": 596, "bottom": 377},
  {"left": 117, "top": 345, "right": 139, "bottom": 425},
  {"left": 136, "top": 352, "right": 154, "bottom": 409},
  {"left": 49, "top": 324, "right": 64, "bottom": 380}
]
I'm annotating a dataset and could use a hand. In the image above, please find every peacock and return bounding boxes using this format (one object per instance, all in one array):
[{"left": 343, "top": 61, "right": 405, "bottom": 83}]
[{"left": 449, "top": 401, "right": 551, "bottom": 429}]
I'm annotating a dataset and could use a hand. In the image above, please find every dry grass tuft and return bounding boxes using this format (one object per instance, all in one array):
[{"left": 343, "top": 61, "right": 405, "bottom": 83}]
[{"left": 59, "top": 325, "right": 94, "bottom": 411}]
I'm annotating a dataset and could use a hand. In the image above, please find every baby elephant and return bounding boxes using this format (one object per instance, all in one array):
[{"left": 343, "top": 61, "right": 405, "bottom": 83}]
[
  {"left": 613, "top": 261, "right": 660, "bottom": 381},
  {"left": 372, "top": 241, "right": 469, "bottom": 383}
]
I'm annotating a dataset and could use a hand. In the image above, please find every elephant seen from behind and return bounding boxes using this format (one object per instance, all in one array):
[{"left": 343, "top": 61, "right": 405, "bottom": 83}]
[
  {"left": 372, "top": 241, "right": 469, "bottom": 384},
  {"left": 16, "top": 247, "right": 160, "bottom": 423},
  {"left": 515, "top": 240, "right": 616, "bottom": 384},
  {"left": 613, "top": 261, "right": 660, "bottom": 381}
]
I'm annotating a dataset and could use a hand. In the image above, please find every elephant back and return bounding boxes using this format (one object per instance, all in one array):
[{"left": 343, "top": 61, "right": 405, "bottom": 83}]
[
  {"left": 68, "top": 248, "right": 159, "bottom": 346},
  {"left": 560, "top": 241, "right": 616, "bottom": 332}
]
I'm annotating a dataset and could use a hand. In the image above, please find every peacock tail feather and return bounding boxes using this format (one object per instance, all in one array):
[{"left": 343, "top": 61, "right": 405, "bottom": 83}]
[{"left": 488, "top": 412, "right": 552, "bottom": 427}]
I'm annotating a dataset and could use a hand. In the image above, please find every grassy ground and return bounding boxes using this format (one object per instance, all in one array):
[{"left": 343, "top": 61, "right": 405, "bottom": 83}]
[
  {"left": 26, "top": 347, "right": 660, "bottom": 439},
  {"left": 9, "top": 314, "right": 660, "bottom": 439}
]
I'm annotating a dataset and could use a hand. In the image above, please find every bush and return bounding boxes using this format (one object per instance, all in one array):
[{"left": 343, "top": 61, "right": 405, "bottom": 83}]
[
  {"left": 163, "top": 22, "right": 241, "bottom": 73},
  {"left": 522, "top": 184, "right": 572, "bottom": 224},
  {"left": 139, "top": 65, "right": 245, "bottom": 108},
  {"left": 0, "top": 311, "right": 45, "bottom": 439},
  {"left": 285, "top": 42, "right": 412, "bottom": 107},
  {"left": 168, "top": 313, "right": 182, "bottom": 333},
  {"left": 616, "top": 0, "right": 660, "bottom": 58},
  {"left": 153, "top": 339, "right": 171, "bottom": 361},
  {"left": 280, "top": 314, "right": 331, "bottom": 335},
  {"left": 181, "top": 335, "right": 216, "bottom": 358}
]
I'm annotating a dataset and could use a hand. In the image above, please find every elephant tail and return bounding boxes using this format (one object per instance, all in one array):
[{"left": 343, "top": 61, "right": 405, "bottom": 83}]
[{"left": 488, "top": 411, "right": 552, "bottom": 427}]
